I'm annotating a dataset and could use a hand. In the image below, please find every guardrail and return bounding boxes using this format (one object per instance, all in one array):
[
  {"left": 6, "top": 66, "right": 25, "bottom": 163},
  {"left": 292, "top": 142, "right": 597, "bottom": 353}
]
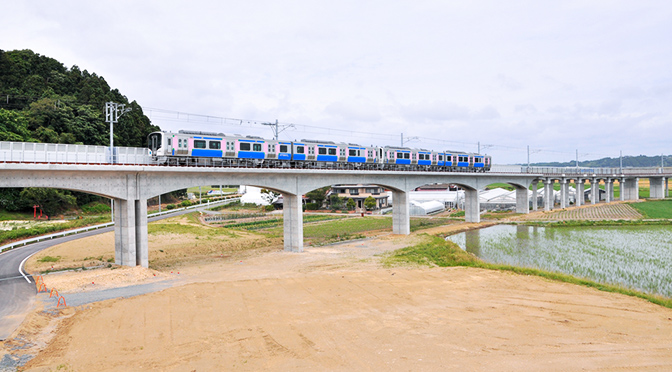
[
  {"left": 0, "top": 197, "right": 241, "bottom": 254},
  {"left": 495, "top": 165, "right": 672, "bottom": 176}
]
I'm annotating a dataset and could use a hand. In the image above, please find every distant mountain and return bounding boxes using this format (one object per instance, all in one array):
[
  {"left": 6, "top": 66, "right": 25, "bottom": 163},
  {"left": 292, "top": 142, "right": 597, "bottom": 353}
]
[
  {"left": 0, "top": 49, "right": 159, "bottom": 147},
  {"left": 531, "top": 154, "right": 671, "bottom": 168}
]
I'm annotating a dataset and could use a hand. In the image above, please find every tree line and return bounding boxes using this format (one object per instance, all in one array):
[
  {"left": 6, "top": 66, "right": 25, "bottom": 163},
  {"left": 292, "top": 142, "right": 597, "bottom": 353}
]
[{"left": 0, "top": 49, "right": 162, "bottom": 216}]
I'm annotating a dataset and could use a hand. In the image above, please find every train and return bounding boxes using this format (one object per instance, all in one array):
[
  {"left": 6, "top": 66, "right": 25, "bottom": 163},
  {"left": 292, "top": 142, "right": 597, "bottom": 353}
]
[{"left": 147, "top": 130, "right": 492, "bottom": 172}]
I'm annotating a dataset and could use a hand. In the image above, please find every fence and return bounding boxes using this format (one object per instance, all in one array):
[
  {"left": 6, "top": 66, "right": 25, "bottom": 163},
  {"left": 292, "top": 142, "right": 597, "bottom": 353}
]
[{"left": 0, "top": 141, "right": 152, "bottom": 165}]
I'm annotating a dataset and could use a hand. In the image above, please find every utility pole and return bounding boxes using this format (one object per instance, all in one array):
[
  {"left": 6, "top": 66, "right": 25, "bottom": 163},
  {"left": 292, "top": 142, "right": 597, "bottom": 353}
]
[
  {"left": 262, "top": 119, "right": 294, "bottom": 140},
  {"left": 105, "top": 102, "right": 131, "bottom": 163}
]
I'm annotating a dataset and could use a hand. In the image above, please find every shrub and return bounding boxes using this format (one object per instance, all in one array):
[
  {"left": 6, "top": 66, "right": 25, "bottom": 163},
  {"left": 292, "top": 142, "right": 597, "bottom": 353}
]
[
  {"left": 180, "top": 200, "right": 192, "bottom": 207},
  {"left": 305, "top": 202, "right": 319, "bottom": 210},
  {"left": 166, "top": 204, "right": 176, "bottom": 210}
]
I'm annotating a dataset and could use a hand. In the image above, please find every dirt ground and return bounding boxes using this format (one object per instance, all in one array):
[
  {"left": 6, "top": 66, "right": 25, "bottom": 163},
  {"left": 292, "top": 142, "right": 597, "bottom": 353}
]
[{"left": 5, "top": 222, "right": 672, "bottom": 371}]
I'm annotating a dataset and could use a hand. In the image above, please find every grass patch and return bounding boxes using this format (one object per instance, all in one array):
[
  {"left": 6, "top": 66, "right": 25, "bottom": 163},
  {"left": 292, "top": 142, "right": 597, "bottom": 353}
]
[
  {"left": 0, "top": 216, "right": 109, "bottom": 251},
  {"left": 38, "top": 255, "right": 60, "bottom": 263},
  {"left": 383, "top": 234, "right": 672, "bottom": 309},
  {"left": 630, "top": 200, "right": 672, "bottom": 219}
]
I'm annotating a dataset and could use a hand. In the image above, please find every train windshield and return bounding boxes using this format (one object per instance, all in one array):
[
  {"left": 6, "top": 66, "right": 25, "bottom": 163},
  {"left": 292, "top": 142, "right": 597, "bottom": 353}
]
[{"left": 148, "top": 133, "right": 162, "bottom": 153}]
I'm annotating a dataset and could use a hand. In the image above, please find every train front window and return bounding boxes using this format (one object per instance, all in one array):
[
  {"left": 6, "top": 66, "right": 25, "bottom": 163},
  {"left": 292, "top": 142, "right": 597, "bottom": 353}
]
[{"left": 148, "top": 133, "right": 161, "bottom": 152}]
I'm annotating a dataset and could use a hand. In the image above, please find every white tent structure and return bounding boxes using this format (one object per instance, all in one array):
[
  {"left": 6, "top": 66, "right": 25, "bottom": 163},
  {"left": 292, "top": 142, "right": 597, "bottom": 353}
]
[
  {"left": 409, "top": 200, "right": 446, "bottom": 216},
  {"left": 239, "top": 186, "right": 270, "bottom": 206}
]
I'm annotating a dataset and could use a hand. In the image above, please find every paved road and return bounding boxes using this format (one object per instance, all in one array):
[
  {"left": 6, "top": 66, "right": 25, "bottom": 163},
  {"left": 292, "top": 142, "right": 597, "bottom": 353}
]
[{"left": 0, "top": 206, "right": 213, "bottom": 341}]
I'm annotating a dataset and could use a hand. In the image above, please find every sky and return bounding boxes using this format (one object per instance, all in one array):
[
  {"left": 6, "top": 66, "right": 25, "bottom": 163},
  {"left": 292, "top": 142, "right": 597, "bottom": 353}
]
[{"left": 2, "top": 1, "right": 671, "bottom": 164}]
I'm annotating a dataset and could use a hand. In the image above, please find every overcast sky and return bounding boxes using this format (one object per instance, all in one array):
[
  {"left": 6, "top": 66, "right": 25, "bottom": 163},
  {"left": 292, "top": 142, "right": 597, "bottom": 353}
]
[{"left": 2, "top": 1, "right": 671, "bottom": 164}]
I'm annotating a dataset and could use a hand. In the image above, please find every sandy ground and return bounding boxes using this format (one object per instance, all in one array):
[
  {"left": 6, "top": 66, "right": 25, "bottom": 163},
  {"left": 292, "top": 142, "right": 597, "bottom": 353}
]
[{"left": 3, "top": 221, "right": 671, "bottom": 371}]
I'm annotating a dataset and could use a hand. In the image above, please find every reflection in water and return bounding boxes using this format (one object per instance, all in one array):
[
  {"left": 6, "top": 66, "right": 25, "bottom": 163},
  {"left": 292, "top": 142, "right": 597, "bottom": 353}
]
[
  {"left": 446, "top": 224, "right": 672, "bottom": 298},
  {"left": 464, "top": 229, "right": 480, "bottom": 256}
]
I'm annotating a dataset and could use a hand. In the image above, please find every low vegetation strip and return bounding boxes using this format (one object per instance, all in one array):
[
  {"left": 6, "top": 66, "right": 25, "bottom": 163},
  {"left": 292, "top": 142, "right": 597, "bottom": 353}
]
[
  {"left": 383, "top": 234, "right": 672, "bottom": 309},
  {"left": 0, "top": 216, "right": 108, "bottom": 251},
  {"left": 518, "top": 203, "right": 642, "bottom": 221}
]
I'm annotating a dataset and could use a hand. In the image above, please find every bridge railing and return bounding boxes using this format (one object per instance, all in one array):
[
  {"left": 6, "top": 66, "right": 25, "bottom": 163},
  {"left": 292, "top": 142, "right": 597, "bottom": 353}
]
[
  {"left": 0, "top": 141, "right": 153, "bottom": 165},
  {"left": 513, "top": 165, "right": 670, "bottom": 177}
]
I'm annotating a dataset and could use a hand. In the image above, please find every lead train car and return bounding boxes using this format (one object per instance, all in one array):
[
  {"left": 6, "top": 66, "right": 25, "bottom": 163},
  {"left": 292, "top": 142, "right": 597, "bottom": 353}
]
[{"left": 148, "top": 130, "right": 491, "bottom": 172}]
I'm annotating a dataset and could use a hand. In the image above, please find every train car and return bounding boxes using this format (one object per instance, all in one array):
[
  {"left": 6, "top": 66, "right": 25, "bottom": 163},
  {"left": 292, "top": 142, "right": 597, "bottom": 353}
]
[{"left": 148, "top": 129, "right": 493, "bottom": 172}]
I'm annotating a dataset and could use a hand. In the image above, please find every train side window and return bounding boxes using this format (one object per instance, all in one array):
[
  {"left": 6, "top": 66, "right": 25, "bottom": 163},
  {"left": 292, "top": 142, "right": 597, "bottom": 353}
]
[
  {"left": 240, "top": 143, "right": 251, "bottom": 151},
  {"left": 253, "top": 144, "right": 262, "bottom": 151},
  {"left": 270, "top": 144, "right": 275, "bottom": 152},
  {"left": 297, "top": 146, "right": 304, "bottom": 154},
  {"left": 349, "top": 149, "right": 357, "bottom": 156},
  {"left": 167, "top": 138, "right": 172, "bottom": 146},
  {"left": 209, "top": 141, "right": 221, "bottom": 150},
  {"left": 329, "top": 148, "right": 336, "bottom": 155},
  {"left": 404, "top": 153, "right": 410, "bottom": 159},
  {"left": 194, "top": 140, "right": 206, "bottom": 149},
  {"left": 319, "top": 148, "right": 327, "bottom": 155},
  {"left": 280, "top": 145, "right": 288, "bottom": 153},
  {"left": 178, "top": 139, "right": 182, "bottom": 147}
]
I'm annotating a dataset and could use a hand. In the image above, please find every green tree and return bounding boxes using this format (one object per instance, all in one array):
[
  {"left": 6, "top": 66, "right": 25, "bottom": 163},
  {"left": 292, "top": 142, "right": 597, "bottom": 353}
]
[
  {"left": 364, "top": 196, "right": 377, "bottom": 211},
  {"left": 19, "top": 188, "right": 77, "bottom": 216},
  {"left": 346, "top": 198, "right": 356, "bottom": 211},
  {"left": 329, "top": 195, "right": 343, "bottom": 210},
  {"left": 305, "top": 186, "right": 330, "bottom": 208}
]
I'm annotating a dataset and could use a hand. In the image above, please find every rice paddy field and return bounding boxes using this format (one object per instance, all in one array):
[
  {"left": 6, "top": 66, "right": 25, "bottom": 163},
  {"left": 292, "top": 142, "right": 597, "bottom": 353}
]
[{"left": 447, "top": 224, "right": 672, "bottom": 298}]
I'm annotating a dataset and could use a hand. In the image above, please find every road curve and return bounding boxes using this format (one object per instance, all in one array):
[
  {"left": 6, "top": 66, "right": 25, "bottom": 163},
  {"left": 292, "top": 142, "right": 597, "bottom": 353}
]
[{"left": 0, "top": 207, "right": 206, "bottom": 340}]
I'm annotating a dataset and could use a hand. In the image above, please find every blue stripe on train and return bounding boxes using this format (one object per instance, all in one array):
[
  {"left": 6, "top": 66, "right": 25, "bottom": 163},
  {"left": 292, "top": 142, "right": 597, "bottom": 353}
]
[
  {"left": 278, "top": 153, "right": 291, "bottom": 160},
  {"left": 395, "top": 159, "right": 411, "bottom": 165},
  {"left": 347, "top": 156, "right": 366, "bottom": 163},
  {"left": 317, "top": 155, "right": 338, "bottom": 162},
  {"left": 238, "top": 151, "right": 265, "bottom": 159},
  {"left": 458, "top": 162, "right": 469, "bottom": 167},
  {"left": 293, "top": 154, "right": 306, "bottom": 161},
  {"left": 192, "top": 149, "right": 222, "bottom": 157},
  {"left": 474, "top": 163, "right": 484, "bottom": 168},
  {"left": 418, "top": 160, "right": 431, "bottom": 165}
]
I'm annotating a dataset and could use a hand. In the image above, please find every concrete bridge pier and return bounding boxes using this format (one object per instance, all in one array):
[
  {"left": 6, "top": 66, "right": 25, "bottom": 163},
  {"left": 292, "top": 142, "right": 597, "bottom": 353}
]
[
  {"left": 619, "top": 178, "right": 625, "bottom": 201},
  {"left": 514, "top": 185, "right": 530, "bottom": 214},
  {"left": 282, "top": 193, "right": 304, "bottom": 252},
  {"left": 576, "top": 179, "right": 584, "bottom": 206},
  {"left": 531, "top": 181, "right": 538, "bottom": 211},
  {"left": 650, "top": 177, "right": 666, "bottom": 199},
  {"left": 560, "top": 179, "right": 568, "bottom": 209},
  {"left": 464, "top": 188, "right": 480, "bottom": 223},
  {"left": 392, "top": 190, "right": 411, "bottom": 234},
  {"left": 590, "top": 178, "right": 598, "bottom": 204},
  {"left": 604, "top": 179, "right": 612, "bottom": 203},
  {"left": 666, "top": 178, "right": 669, "bottom": 197},
  {"left": 544, "top": 179, "right": 554, "bottom": 211},
  {"left": 114, "top": 198, "right": 148, "bottom": 268},
  {"left": 622, "top": 178, "right": 639, "bottom": 200}
]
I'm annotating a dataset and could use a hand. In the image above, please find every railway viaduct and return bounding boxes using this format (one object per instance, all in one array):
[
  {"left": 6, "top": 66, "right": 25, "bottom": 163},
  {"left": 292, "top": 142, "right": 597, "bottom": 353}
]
[
  {"left": 0, "top": 163, "right": 538, "bottom": 267},
  {"left": 0, "top": 141, "right": 669, "bottom": 268}
]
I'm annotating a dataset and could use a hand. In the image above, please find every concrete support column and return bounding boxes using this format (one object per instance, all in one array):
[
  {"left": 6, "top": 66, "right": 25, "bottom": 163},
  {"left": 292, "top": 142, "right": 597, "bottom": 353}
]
[
  {"left": 282, "top": 193, "right": 304, "bottom": 252},
  {"left": 531, "top": 182, "right": 538, "bottom": 211},
  {"left": 619, "top": 178, "right": 625, "bottom": 201},
  {"left": 609, "top": 179, "right": 615, "bottom": 202},
  {"left": 622, "top": 178, "right": 639, "bottom": 201},
  {"left": 135, "top": 198, "right": 148, "bottom": 268},
  {"left": 650, "top": 177, "right": 665, "bottom": 199},
  {"left": 604, "top": 179, "right": 612, "bottom": 203},
  {"left": 464, "top": 188, "right": 481, "bottom": 223},
  {"left": 114, "top": 198, "right": 137, "bottom": 267},
  {"left": 560, "top": 179, "right": 568, "bottom": 209},
  {"left": 392, "top": 190, "right": 411, "bottom": 235},
  {"left": 576, "top": 179, "right": 584, "bottom": 206},
  {"left": 591, "top": 178, "right": 598, "bottom": 204},
  {"left": 666, "top": 177, "right": 669, "bottom": 198},
  {"left": 515, "top": 185, "right": 529, "bottom": 214},
  {"left": 543, "top": 179, "right": 554, "bottom": 211}
]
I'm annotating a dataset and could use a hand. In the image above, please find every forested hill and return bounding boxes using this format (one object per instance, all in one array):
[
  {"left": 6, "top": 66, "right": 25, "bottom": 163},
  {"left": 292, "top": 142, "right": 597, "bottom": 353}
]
[
  {"left": 531, "top": 154, "right": 671, "bottom": 168},
  {"left": 0, "top": 49, "right": 159, "bottom": 147}
]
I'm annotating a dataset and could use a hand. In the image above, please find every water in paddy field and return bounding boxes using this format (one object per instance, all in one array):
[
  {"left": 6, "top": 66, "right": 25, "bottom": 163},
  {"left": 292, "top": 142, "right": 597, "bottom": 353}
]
[{"left": 447, "top": 224, "right": 672, "bottom": 298}]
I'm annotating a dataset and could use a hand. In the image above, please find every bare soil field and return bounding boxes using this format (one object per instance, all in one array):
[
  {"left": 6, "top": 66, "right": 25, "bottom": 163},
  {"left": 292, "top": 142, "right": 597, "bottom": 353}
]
[
  {"left": 4, "top": 220, "right": 672, "bottom": 371},
  {"left": 511, "top": 201, "right": 643, "bottom": 221}
]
